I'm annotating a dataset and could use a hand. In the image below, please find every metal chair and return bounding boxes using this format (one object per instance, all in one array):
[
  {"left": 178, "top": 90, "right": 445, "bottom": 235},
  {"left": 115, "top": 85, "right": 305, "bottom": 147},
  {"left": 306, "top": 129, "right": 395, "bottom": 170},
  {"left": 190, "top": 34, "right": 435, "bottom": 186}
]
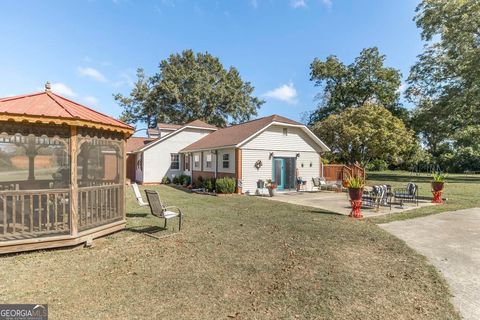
[
  {"left": 132, "top": 183, "right": 148, "bottom": 207},
  {"left": 144, "top": 189, "right": 183, "bottom": 231}
]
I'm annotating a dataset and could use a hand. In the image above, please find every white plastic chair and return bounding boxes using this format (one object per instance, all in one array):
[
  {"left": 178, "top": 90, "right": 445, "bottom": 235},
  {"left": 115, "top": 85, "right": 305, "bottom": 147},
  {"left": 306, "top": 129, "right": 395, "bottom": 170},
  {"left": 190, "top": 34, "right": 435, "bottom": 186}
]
[{"left": 132, "top": 183, "right": 148, "bottom": 206}]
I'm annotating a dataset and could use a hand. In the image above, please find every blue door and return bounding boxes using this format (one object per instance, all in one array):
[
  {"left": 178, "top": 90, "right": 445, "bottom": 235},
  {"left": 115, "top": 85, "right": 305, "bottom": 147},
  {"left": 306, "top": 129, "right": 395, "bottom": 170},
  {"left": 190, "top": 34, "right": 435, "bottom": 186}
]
[{"left": 273, "top": 158, "right": 285, "bottom": 190}]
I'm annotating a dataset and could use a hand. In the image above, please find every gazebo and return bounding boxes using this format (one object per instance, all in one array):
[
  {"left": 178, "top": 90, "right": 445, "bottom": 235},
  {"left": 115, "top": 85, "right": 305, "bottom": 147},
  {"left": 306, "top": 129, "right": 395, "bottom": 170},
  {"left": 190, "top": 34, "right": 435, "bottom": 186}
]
[{"left": 0, "top": 83, "right": 133, "bottom": 254}]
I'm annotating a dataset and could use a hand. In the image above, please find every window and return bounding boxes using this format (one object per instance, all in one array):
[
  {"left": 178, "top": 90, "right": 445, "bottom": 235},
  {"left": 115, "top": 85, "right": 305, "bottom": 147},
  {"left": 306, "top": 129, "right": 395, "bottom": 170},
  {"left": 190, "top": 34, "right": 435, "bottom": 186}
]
[
  {"left": 194, "top": 154, "right": 200, "bottom": 168},
  {"left": 283, "top": 128, "right": 288, "bottom": 136},
  {"left": 170, "top": 153, "right": 180, "bottom": 170},
  {"left": 222, "top": 154, "right": 229, "bottom": 169},
  {"left": 206, "top": 154, "right": 212, "bottom": 168}
]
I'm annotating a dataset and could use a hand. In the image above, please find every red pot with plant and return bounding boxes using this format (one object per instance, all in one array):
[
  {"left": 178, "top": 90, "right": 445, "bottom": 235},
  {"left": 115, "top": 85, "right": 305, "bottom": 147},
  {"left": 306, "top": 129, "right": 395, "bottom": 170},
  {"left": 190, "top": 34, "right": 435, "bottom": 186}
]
[
  {"left": 346, "top": 175, "right": 365, "bottom": 201},
  {"left": 266, "top": 179, "right": 277, "bottom": 197}
]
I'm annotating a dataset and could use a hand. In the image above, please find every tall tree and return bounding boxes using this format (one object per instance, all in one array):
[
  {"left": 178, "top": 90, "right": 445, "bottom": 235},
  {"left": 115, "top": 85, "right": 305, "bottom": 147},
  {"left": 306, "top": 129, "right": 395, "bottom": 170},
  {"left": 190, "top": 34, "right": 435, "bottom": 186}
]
[
  {"left": 309, "top": 47, "right": 407, "bottom": 124},
  {"left": 407, "top": 0, "right": 480, "bottom": 132},
  {"left": 114, "top": 50, "right": 264, "bottom": 128},
  {"left": 312, "top": 104, "right": 416, "bottom": 166}
]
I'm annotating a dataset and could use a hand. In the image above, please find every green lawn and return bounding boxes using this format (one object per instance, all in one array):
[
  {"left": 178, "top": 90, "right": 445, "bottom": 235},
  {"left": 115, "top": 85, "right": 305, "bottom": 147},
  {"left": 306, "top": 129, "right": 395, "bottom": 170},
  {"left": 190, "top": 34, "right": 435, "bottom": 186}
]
[
  {"left": 0, "top": 185, "right": 459, "bottom": 319},
  {"left": 367, "top": 170, "right": 480, "bottom": 223}
]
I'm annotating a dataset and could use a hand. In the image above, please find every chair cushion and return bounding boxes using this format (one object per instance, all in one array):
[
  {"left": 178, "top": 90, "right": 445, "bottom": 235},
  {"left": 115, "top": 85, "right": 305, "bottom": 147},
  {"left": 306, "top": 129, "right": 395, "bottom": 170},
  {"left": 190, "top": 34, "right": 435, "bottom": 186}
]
[{"left": 163, "top": 211, "right": 180, "bottom": 219}]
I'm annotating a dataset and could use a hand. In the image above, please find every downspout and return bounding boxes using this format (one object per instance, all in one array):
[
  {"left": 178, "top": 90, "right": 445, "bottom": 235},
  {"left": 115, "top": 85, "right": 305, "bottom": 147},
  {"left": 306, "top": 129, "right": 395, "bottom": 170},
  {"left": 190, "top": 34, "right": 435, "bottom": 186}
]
[{"left": 214, "top": 150, "right": 218, "bottom": 179}]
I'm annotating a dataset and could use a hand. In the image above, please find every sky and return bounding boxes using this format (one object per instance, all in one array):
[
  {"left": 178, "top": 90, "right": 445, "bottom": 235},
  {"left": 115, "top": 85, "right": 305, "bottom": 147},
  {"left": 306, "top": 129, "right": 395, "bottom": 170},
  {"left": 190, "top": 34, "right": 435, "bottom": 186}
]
[{"left": 0, "top": 0, "right": 424, "bottom": 133}]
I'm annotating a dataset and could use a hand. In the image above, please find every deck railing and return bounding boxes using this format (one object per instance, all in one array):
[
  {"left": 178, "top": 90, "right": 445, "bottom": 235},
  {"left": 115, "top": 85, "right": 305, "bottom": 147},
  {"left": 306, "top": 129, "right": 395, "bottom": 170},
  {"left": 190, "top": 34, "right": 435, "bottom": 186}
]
[
  {"left": 78, "top": 184, "right": 123, "bottom": 231},
  {"left": 0, "top": 189, "right": 70, "bottom": 240}
]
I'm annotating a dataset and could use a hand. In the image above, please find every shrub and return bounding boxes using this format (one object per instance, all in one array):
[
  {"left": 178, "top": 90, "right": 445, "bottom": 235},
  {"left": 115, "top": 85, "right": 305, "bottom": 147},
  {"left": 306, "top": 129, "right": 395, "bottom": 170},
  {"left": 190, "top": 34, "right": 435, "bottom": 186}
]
[
  {"left": 215, "top": 177, "right": 236, "bottom": 194},
  {"left": 179, "top": 174, "right": 191, "bottom": 186},
  {"left": 161, "top": 176, "right": 171, "bottom": 184},
  {"left": 204, "top": 178, "right": 213, "bottom": 192},
  {"left": 365, "top": 159, "right": 388, "bottom": 171},
  {"left": 196, "top": 176, "right": 204, "bottom": 189},
  {"left": 172, "top": 176, "right": 179, "bottom": 184}
]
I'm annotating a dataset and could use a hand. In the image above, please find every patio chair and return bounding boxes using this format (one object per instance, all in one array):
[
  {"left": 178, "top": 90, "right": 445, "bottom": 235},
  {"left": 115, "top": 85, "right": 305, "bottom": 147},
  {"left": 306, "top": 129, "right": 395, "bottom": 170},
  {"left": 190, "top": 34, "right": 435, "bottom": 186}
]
[
  {"left": 393, "top": 182, "right": 418, "bottom": 206},
  {"left": 132, "top": 183, "right": 148, "bottom": 207},
  {"left": 144, "top": 189, "right": 183, "bottom": 231},
  {"left": 362, "top": 185, "right": 392, "bottom": 210},
  {"left": 311, "top": 177, "right": 327, "bottom": 191}
]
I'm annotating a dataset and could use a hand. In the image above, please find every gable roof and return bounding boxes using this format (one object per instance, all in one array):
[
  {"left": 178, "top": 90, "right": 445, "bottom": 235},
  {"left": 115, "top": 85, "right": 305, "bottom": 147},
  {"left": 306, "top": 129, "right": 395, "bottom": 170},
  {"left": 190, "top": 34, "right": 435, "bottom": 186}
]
[
  {"left": 181, "top": 114, "right": 329, "bottom": 152},
  {"left": 126, "top": 137, "right": 154, "bottom": 153},
  {"left": 133, "top": 119, "right": 218, "bottom": 153},
  {"left": 0, "top": 90, "right": 133, "bottom": 134}
]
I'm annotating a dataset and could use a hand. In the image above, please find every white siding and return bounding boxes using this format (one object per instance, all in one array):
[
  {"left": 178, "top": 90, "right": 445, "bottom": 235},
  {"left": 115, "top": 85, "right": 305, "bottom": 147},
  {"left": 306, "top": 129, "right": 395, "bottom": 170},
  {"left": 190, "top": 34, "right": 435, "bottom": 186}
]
[
  {"left": 142, "top": 128, "right": 212, "bottom": 183},
  {"left": 241, "top": 150, "right": 320, "bottom": 194},
  {"left": 135, "top": 153, "right": 144, "bottom": 182},
  {"left": 241, "top": 125, "right": 322, "bottom": 153},
  {"left": 240, "top": 125, "right": 321, "bottom": 195}
]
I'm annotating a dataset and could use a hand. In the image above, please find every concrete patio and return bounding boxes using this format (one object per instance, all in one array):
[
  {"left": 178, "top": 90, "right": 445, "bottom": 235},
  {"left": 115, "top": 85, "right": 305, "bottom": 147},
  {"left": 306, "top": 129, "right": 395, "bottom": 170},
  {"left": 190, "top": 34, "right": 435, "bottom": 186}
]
[{"left": 264, "top": 190, "right": 435, "bottom": 217}]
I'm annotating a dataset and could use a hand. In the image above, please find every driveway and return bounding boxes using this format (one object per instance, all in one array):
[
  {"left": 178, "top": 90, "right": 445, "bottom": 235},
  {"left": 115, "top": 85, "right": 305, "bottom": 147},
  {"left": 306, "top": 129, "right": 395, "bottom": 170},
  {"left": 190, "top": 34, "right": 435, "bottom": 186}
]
[{"left": 380, "top": 208, "right": 480, "bottom": 320}]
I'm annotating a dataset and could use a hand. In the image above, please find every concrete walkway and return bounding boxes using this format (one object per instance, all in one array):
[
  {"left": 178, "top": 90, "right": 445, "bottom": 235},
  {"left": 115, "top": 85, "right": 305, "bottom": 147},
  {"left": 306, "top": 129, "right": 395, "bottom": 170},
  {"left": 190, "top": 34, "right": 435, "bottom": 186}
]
[{"left": 380, "top": 208, "right": 480, "bottom": 320}]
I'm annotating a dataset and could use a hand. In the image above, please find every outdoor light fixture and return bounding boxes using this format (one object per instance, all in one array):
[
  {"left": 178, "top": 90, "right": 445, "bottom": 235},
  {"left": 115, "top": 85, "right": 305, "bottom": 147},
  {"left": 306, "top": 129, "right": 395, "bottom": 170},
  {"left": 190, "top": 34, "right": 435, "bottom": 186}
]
[
  {"left": 310, "top": 162, "right": 313, "bottom": 167},
  {"left": 296, "top": 153, "right": 301, "bottom": 158},
  {"left": 269, "top": 152, "right": 274, "bottom": 159}
]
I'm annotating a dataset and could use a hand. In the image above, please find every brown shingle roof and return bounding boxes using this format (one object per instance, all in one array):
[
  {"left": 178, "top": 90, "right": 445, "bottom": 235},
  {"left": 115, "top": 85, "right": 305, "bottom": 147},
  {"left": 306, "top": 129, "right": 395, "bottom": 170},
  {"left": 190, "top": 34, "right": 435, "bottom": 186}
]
[
  {"left": 0, "top": 91, "right": 133, "bottom": 132},
  {"left": 181, "top": 115, "right": 303, "bottom": 152},
  {"left": 126, "top": 137, "right": 154, "bottom": 153}
]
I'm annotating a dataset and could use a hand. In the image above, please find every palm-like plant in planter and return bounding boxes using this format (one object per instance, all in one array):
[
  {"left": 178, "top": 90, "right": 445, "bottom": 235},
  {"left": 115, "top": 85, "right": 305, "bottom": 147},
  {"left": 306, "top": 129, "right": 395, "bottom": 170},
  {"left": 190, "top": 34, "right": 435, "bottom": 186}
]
[
  {"left": 346, "top": 175, "right": 365, "bottom": 201},
  {"left": 432, "top": 171, "right": 446, "bottom": 191}
]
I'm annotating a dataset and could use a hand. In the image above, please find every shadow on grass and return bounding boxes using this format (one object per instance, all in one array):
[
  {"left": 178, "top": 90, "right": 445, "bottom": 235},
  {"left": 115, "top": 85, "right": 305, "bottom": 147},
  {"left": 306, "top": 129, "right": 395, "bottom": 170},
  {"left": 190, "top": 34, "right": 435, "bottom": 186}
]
[
  {"left": 305, "top": 208, "right": 345, "bottom": 217},
  {"left": 126, "top": 213, "right": 149, "bottom": 218},
  {"left": 126, "top": 225, "right": 166, "bottom": 235}
]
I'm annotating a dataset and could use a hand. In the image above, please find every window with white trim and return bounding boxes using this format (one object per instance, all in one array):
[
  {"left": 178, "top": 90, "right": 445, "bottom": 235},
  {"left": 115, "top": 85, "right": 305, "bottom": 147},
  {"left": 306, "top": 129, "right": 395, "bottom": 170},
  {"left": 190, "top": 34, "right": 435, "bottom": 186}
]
[
  {"left": 194, "top": 154, "right": 200, "bottom": 168},
  {"left": 206, "top": 154, "right": 212, "bottom": 168},
  {"left": 222, "top": 153, "right": 229, "bottom": 169},
  {"left": 170, "top": 153, "right": 180, "bottom": 170}
]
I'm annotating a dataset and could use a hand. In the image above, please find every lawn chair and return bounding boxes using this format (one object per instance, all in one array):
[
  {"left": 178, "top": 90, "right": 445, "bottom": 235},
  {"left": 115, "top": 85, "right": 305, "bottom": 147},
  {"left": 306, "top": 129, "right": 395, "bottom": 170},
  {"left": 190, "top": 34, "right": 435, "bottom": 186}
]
[
  {"left": 132, "top": 183, "right": 148, "bottom": 206},
  {"left": 144, "top": 189, "right": 183, "bottom": 231},
  {"left": 311, "top": 177, "right": 326, "bottom": 191},
  {"left": 393, "top": 182, "right": 418, "bottom": 206},
  {"left": 363, "top": 185, "right": 392, "bottom": 210}
]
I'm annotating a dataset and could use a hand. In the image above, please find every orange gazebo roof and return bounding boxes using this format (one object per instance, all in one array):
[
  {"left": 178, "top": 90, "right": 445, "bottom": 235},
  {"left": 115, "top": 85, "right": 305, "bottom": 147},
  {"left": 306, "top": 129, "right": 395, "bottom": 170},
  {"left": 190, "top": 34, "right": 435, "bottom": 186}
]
[{"left": 0, "top": 84, "right": 133, "bottom": 134}]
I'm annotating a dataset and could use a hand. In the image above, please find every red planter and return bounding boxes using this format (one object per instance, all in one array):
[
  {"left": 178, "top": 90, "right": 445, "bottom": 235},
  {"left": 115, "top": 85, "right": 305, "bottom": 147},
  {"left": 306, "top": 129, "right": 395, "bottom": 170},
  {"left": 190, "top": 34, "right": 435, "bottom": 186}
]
[
  {"left": 348, "top": 188, "right": 363, "bottom": 201},
  {"left": 431, "top": 181, "right": 444, "bottom": 192}
]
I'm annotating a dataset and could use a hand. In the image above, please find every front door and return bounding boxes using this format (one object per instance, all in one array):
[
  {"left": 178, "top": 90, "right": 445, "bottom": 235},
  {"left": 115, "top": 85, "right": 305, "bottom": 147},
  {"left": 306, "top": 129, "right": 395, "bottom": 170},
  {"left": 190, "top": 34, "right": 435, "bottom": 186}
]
[{"left": 273, "top": 158, "right": 285, "bottom": 190}]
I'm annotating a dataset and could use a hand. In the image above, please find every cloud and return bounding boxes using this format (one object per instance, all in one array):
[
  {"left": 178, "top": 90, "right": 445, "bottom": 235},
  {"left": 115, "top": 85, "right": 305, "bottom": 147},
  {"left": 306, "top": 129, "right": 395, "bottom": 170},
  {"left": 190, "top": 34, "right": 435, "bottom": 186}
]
[
  {"left": 264, "top": 82, "right": 298, "bottom": 104},
  {"left": 77, "top": 67, "right": 107, "bottom": 82},
  {"left": 291, "top": 0, "right": 307, "bottom": 8},
  {"left": 83, "top": 96, "right": 99, "bottom": 106},
  {"left": 322, "top": 0, "right": 332, "bottom": 8},
  {"left": 50, "top": 83, "right": 77, "bottom": 97}
]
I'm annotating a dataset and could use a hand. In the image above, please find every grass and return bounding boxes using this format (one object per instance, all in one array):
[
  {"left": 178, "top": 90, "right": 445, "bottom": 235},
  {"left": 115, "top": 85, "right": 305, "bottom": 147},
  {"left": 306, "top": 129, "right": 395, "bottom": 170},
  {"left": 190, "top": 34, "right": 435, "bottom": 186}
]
[
  {"left": 0, "top": 184, "right": 459, "bottom": 319},
  {"left": 367, "top": 170, "right": 480, "bottom": 224}
]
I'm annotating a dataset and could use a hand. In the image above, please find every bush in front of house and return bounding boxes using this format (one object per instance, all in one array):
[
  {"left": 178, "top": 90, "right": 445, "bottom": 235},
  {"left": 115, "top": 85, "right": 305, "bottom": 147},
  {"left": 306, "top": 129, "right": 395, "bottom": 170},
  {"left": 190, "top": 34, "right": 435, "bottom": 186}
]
[
  {"left": 179, "top": 174, "right": 191, "bottom": 186},
  {"left": 162, "top": 176, "right": 171, "bottom": 184},
  {"left": 204, "top": 178, "right": 215, "bottom": 192},
  {"left": 172, "top": 176, "right": 180, "bottom": 184},
  {"left": 215, "top": 177, "right": 236, "bottom": 194},
  {"left": 196, "top": 176, "right": 204, "bottom": 189}
]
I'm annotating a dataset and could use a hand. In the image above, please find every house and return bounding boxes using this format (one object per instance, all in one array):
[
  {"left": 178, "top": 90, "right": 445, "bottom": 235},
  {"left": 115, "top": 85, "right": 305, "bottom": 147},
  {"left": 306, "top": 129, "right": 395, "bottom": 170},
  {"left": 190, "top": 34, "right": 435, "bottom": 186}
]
[
  {"left": 180, "top": 115, "right": 330, "bottom": 194},
  {"left": 129, "top": 120, "right": 217, "bottom": 184}
]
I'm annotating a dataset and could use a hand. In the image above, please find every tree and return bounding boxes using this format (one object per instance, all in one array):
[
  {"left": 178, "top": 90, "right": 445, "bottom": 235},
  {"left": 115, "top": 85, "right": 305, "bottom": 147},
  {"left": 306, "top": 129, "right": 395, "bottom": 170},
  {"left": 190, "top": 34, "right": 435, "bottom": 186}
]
[
  {"left": 312, "top": 104, "right": 416, "bottom": 166},
  {"left": 407, "top": 0, "right": 480, "bottom": 133},
  {"left": 309, "top": 47, "right": 407, "bottom": 124},
  {"left": 114, "top": 50, "right": 264, "bottom": 128}
]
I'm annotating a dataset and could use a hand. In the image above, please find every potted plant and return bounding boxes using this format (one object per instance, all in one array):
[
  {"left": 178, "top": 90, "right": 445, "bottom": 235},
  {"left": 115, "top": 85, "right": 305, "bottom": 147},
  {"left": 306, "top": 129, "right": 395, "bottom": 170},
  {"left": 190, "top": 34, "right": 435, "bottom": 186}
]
[
  {"left": 265, "top": 179, "right": 277, "bottom": 197},
  {"left": 432, "top": 171, "right": 446, "bottom": 192},
  {"left": 346, "top": 175, "right": 364, "bottom": 201}
]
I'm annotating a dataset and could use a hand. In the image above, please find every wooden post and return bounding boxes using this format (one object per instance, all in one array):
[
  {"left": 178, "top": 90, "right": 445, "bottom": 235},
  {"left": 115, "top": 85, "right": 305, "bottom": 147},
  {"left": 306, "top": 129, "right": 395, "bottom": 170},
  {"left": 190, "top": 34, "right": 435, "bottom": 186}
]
[
  {"left": 235, "top": 148, "right": 242, "bottom": 194},
  {"left": 70, "top": 126, "right": 78, "bottom": 236},
  {"left": 121, "top": 139, "right": 127, "bottom": 221}
]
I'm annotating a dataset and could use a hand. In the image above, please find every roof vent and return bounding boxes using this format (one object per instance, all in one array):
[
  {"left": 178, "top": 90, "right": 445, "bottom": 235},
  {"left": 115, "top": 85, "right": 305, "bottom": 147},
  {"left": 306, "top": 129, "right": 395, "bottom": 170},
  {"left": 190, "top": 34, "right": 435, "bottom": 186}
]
[{"left": 45, "top": 82, "right": 51, "bottom": 92}]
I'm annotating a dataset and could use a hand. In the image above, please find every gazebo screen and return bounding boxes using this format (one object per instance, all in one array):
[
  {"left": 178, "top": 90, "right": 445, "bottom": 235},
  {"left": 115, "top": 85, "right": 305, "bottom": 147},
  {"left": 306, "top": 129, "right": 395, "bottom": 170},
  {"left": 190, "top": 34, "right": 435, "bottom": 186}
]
[
  {"left": 77, "top": 129, "right": 124, "bottom": 231},
  {"left": 0, "top": 124, "right": 71, "bottom": 239}
]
